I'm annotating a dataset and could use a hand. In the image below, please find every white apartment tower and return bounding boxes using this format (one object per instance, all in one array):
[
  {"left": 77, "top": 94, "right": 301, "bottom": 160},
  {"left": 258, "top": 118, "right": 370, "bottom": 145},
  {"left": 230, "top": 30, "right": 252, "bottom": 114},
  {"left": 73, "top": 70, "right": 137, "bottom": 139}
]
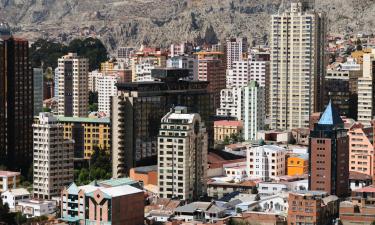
[
  {"left": 226, "top": 61, "right": 249, "bottom": 88},
  {"left": 270, "top": 1, "right": 326, "bottom": 130},
  {"left": 243, "top": 81, "right": 265, "bottom": 141},
  {"left": 226, "top": 37, "right": 248, "bottom": 69},
  {"left": 358, "top": 49, "right": 375, "bottom": 125},
  {"left": 157, "top": 107, "right": 208, "bottom": 201},
  {"left": 57, "top": 53, "right": 89, "bottom": 117},
  {"left": 33, "top": 113, "right": 74, "bottom": 199},
  {"left": 97, "top": 74, "right": 118, "bottom": 116},
  {"left": 246, "top": 145, "right": 286, "bottom": 181},
  {"left": 216, "top": 88, "right": 243, "bottom": 119}
]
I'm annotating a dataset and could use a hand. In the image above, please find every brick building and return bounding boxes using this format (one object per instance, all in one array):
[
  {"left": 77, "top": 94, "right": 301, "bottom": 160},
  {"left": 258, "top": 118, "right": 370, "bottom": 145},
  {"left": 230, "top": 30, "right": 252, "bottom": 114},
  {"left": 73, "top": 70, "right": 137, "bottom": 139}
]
[
  {"left": 288, "top": 191, "right": 338, "bottom": 225},
  {"left": 309, "top": 101, "right": 350, "bottom": 197}
]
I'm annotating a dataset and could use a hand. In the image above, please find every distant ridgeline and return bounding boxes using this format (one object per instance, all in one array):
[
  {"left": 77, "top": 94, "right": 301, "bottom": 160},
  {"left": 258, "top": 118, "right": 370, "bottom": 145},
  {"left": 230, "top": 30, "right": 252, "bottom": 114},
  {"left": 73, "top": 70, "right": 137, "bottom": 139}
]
[{"left": 29, "top": 37, "right": 109, "bottom": 70}]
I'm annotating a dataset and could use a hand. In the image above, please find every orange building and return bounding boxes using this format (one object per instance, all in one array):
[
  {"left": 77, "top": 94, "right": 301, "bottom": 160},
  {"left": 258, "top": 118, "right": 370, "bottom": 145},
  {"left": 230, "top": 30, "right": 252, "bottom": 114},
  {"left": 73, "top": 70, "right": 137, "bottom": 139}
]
[
  {"left": 129, "top": 165, "right": 158, "bottom": 186},
  {"left": 287, "top": 154, "right": 309, "bottom": 176}
]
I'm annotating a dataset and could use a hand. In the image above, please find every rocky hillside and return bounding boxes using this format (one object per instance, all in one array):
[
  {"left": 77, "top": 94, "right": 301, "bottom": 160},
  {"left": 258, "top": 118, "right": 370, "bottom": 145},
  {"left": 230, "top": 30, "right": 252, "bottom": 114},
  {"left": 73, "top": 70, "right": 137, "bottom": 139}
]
[{"left": 1, "top": 0, "right": 374, "bottom": 53}]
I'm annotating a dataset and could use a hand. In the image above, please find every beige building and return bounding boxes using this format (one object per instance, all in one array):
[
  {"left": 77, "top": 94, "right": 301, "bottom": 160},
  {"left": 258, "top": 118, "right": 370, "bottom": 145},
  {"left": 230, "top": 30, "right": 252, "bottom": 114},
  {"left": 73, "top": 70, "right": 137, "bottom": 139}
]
[
  {"left": 270, "top": 1, "right": 326, "bottom": 130},
  {"left": 157, "top": 107, "right": 208, "bottom": 201},
  {"left": 358, "top": 49, "right": 375, "bottom": 125},
  {"left": 57, "top": 53, "right": 89, "bottom": 117},
  {"left": 33, "top": 113, "right": 74, "bottom": 199}
]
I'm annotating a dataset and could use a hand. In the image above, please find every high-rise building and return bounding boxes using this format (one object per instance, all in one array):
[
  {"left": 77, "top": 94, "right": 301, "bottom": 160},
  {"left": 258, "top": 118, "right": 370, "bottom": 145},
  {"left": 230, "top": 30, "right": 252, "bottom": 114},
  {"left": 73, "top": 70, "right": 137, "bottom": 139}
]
[
  {"left": 243, "top": 81, "right": 265, "bottom": 141},
  {"left": 225, "top": 37, "right": 248, "bottom": 70},
  {"left": 0, "top": 37, "right": 33, "bottom": 172},
  {"left": 270, "top": 1, "right": 326, "bottom": 130},
  {"left": 309, "top": 101, "right": 349, "bottom": 197},
  {"left": 97, "top": 74, "right": 118, "bottom": 116},
  {"left": 358, "top": 49, "right": 375, "bottom": 125},
  {"left": 54, "top": 67, "right": 59, "bottom": 98},
  {"left": 170, "top": 42, "right": 194, "bottom": 57},
  {"left": 112, "top": 68, "right": 214, "bottom": 178},
  {"left": 57, "top": 53, "right": 89, "bottom": 117},
  {"left": 157, "top": 107, "right": 207, "bottom": 200},
  {"left": 33, "top": 113, "right": 74, "bottom": 199},
  {"left": 33, "top": 68, "right": 44, "bottom": 116},
  {"left": 195, "top": 51, "right": 226, "bottom": 109},
  {"left": 246, "top": 145, "right": 286, "bottom": 181}
]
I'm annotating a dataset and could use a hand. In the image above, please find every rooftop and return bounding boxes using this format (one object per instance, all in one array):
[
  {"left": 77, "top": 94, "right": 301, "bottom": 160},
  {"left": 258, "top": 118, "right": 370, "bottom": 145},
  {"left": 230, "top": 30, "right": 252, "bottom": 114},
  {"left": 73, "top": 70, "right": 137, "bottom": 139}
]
[
  {"left": 57, "top": 116, "right": 110, "bottom": 124},
  {"left": 98, "top": 177, "right": 138, "bottom": 187},
  {"left": 86, "top": 185, "right": 143, "bottom": 198},
  {"left": 353, "top": 185, "right": 375, "bottom": 193},
  {"left": 318, "top": 100, "right": 344, "bottom": 126},
  {"left": 133, "top": 165, "right": 158, "bottom": 174},
  {"left": 0, "top": 171, "right": 20, "bottom": 177},
  {"left": 2, "top": 188, "right": 30, "bottom": 196},
  {"left": 214, "top": 120, "right": 243, "bottom": 127},
  {"left": 349, "top": 171, "right": 373, "bottom": 181}
]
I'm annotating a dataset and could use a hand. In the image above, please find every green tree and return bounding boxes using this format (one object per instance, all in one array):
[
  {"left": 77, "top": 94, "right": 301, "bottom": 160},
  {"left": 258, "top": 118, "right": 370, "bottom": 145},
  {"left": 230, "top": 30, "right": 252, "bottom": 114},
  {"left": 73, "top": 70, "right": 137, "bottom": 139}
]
[{"left": 223, "top": 136, "right": 231, "bottom": 145}]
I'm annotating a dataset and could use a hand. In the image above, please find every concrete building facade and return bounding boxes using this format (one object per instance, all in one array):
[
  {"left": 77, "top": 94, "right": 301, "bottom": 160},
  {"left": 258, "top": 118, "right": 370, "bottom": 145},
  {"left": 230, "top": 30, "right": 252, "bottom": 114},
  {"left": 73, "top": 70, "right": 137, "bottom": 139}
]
[
  {"left": 270, "top": 1, "right": 326, "bottom": 129},
  {"left": 33, "top": 113, "right": 74, "bottom": 199},
  {"left": 158, "top": 107, "right": 208, "bottom": 201}
]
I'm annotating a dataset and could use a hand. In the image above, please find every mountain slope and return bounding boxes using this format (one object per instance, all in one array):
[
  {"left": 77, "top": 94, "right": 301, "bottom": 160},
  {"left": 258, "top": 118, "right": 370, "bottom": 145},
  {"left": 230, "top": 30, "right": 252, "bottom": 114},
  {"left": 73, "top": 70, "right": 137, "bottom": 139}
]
[{"left": 1, "top": 0, "right": 374, "bottom": 52}]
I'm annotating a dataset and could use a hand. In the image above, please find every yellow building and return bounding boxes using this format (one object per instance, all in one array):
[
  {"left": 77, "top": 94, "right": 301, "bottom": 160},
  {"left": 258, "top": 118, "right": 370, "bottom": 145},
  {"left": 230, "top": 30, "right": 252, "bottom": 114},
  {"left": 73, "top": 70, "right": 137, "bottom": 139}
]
[
  {"left": 57, "top": 117, "right": 111, "bottom": 159},
  {"left": 100, "top": 61, "right": 114, "bottom": 73},
  {"left": 351, "top": 48, "right": 372, "bottom": 64},
  {"left": 287, "top": 154, "right": 309, "bottom": 176},
  {"left": 214, "top": 120, "right": 243, "bottom": 142}
]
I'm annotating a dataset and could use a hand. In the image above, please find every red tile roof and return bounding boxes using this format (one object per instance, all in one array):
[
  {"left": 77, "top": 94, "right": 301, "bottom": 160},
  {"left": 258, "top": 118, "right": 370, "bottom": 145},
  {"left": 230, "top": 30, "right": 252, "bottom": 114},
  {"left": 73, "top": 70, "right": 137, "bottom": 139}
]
[{"left": 214, "top": 120, "right": 243, "bottom": 127}]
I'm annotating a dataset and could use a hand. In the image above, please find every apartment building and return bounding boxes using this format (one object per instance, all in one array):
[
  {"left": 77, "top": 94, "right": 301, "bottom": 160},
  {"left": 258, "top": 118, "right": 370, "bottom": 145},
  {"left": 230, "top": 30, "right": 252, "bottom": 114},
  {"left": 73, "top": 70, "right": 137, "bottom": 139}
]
[
  {"left": 243, "top": 81, "right": 265, "bottom": 141},
  {"left": 270, "top": 1, "right": 326, "bottom": 129},
  {"left": 216, "top": 88, "right": 243, "bottom": 119},
  {"left": 33, "top": 113, "right": 74, "bottom": 199},
  {"left": 348, "top": 123, "right": 374, "bottom": 176},
  {"left": 131, "top": 47, "right": 167, "bottom": 81},
  {"left": 57, "top": 53, "right": 89, "bottom": 117},
  {"left": 57, "top": 116, "right": 110, "bottom": 159},
  {"left": 157, "top": 107, "right": 208, "bottom": 201},
  {"left": 97, "top": 74, "right": 118, "bottom": 116},
  {"left": 288, "top": 191, "right": 339, "bottom": 225},
  {"left": 33, "top": 68, "right": 44, "bottom": 116},
  {"left": 358, "top": 49, "right": 375, "bottom": 125},
  {"left": 225, "top": 37, "right": 248, "bottom": 70},
  {"left": 246, "top": 145, "right": 286, "bottom": 181},
  {"left": 195, "top": 51, "right": 226, "bottom": 109}
]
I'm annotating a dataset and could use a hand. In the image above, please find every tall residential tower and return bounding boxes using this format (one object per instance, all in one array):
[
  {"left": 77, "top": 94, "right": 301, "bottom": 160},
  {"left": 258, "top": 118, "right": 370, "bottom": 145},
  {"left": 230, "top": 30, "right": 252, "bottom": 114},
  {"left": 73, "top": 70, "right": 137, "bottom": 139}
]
[
  {"left": 57, "top": 53, "right": 89, "bottom": 117},
  {"left": 270, "top": 1, "right": 326, "bottom": 129}
]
